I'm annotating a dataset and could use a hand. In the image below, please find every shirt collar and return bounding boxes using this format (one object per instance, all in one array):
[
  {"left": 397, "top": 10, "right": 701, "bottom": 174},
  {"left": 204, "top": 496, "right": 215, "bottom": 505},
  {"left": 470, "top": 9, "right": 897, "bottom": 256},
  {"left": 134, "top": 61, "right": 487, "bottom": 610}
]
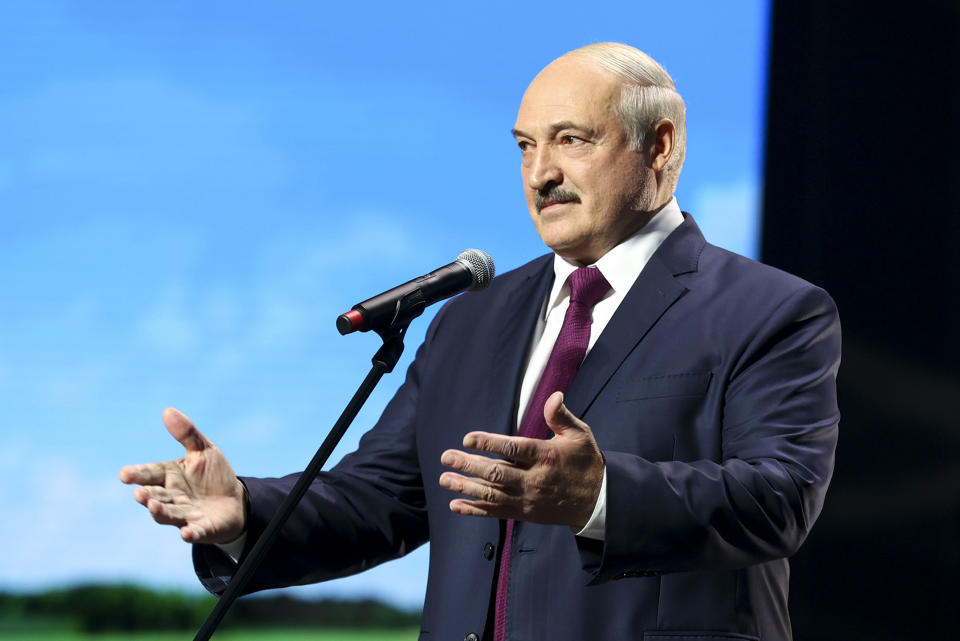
[{"left": 544, "top": 197, "right": 685, "bottom": 318}]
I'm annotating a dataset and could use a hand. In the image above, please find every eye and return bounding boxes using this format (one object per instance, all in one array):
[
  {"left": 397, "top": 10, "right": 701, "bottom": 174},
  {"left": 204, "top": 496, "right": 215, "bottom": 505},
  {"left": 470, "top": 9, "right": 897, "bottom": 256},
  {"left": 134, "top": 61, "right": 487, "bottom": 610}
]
[
  {"left": 517, "top": 140, "right": 532, "bottom": 152},
  {"left": 560, "top": 135, "right": 584, "bottom": 144}
]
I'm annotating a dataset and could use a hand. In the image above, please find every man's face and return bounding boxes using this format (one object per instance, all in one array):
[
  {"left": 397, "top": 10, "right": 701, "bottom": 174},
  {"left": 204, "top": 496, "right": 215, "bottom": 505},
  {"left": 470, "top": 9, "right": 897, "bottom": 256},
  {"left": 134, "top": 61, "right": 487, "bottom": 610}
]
[{"left": 513, "top": 56, "right": 657, "bottom": 264}]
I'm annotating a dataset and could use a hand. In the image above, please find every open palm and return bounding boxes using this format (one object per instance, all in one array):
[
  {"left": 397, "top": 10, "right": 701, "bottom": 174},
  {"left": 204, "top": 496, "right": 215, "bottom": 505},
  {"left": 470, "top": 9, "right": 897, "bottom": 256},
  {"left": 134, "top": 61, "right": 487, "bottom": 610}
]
[{"left": 120, "top": 408, "right": 246, "bottom": 544}]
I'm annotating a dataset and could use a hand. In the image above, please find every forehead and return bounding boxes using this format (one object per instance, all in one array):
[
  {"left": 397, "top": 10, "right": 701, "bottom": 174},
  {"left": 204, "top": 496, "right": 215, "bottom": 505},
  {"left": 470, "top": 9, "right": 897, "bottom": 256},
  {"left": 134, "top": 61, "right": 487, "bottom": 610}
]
[{"left": 515, "top": 56, "right": 623, "bottom": 133}]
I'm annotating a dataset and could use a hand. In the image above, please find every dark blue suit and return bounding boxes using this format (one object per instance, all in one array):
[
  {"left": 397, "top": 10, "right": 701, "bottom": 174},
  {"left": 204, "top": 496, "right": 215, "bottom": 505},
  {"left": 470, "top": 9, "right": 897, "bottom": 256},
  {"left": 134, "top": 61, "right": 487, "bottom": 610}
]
[{"left": 196, "top": 215, "right": 840, "bottom": 641}]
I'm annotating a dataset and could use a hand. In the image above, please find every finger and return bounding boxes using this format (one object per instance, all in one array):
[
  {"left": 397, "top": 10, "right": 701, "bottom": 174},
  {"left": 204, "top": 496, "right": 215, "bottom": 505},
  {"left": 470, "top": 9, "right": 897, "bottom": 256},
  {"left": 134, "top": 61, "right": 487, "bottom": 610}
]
[
  {"left": 461, "top": 432, "right": 543, "bottom": 463},
  {"left": 133, "top": 486, "right": 158, "bottom": 506},
  {"left": 179, "top": 519, "right": 217, "bottom": 543},
  {"left": 162, "top": 407, "right": 213, "bottom": 453},
  {"left": 180, "top": 524, "right": 204, "bottom": 543},
  {"left": 146, "top": 498, "right": 195, "bottom": 527},
  {"left": 440, "top": 450, "right": 525, "bottom": 486},
  {"left": 133, "top": 485, "right": 185, "bottom": 506},
  {"left": 119, "top": 462, "right": 172, "bottom": 486},
  {"left": 543, "top": 392, "right": 592, "bottom": 438},
  {"left": 448, "top": 498, "right": 499, "bottom": 518},
  {"left": 439, "top": 471, "right": 517, "bottom": 504}
]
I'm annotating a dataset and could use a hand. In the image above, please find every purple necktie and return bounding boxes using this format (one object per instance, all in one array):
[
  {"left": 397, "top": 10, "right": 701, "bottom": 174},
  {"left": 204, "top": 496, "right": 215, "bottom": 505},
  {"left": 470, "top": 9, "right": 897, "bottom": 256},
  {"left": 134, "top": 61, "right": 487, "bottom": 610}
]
[{"left": 492, "top": 266, "right": 611, "bottom": 641}]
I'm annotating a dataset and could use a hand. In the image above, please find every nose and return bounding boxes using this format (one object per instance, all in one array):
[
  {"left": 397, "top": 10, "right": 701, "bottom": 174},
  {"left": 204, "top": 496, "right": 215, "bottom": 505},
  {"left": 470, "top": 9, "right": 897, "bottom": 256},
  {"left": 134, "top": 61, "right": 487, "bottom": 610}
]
[{"left": 525, "top": 144, "right": 563, "bottom": 191}]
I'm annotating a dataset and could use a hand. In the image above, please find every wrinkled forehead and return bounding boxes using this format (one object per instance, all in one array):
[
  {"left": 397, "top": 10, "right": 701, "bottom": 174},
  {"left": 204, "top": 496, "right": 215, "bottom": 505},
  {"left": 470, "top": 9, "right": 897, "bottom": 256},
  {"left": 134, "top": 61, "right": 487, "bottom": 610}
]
[{"left": 516, "top": 56, "right": 623, "bottom": 130}]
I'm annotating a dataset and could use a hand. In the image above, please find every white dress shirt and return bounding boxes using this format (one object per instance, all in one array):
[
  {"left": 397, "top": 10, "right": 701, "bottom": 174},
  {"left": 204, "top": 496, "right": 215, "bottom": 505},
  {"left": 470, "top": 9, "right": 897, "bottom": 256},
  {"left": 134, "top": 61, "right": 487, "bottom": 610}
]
[{"left": 516, "top": 198, "right": 684, "bottom": 540}]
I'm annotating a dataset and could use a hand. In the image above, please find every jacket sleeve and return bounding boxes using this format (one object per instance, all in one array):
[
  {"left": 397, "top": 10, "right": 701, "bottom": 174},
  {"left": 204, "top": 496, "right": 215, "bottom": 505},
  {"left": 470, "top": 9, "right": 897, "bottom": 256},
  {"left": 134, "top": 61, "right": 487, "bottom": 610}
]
[
  {"left": 580, "top": 284, "right": 841, "bottom": 582},
  {"left": 193, "top": 308, "right": 451, "bottom": 596}
]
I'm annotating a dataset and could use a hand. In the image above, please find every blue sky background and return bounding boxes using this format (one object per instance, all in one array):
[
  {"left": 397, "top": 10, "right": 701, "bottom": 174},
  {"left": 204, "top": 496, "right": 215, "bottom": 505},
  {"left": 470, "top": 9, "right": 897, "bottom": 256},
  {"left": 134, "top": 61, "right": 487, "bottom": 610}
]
[{"left": 0, "top": 1, "right": 768, "bottom": 607}]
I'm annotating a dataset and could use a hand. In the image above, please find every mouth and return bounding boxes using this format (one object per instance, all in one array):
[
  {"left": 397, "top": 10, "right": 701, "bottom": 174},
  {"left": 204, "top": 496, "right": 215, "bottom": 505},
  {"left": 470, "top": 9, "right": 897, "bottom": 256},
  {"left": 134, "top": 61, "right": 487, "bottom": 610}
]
[{"left": 539, "top": 199, "right": 574, "bottom": 211}]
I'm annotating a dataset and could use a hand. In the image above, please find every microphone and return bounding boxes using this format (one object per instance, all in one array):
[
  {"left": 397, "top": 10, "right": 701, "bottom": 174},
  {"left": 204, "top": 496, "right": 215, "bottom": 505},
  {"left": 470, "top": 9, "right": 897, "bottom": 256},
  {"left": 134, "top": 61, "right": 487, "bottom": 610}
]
[{"left": 336, "top": 249, "right": 495, "bottom": 335}]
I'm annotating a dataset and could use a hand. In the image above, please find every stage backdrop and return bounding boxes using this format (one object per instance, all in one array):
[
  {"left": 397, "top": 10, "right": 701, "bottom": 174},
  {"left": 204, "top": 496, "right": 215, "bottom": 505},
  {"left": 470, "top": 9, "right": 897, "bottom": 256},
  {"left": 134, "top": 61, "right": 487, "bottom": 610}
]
[{"left": 0, "top": 0, "right": 769, "bottom": 609}]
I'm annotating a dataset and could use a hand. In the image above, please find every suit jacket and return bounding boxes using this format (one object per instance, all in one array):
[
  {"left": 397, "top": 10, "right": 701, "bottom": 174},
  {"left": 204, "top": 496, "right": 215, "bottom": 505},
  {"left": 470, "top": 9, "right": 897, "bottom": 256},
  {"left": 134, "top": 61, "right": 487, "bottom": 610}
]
[{"left": 195, "top": 214, "right": 841, "bottom": 641}]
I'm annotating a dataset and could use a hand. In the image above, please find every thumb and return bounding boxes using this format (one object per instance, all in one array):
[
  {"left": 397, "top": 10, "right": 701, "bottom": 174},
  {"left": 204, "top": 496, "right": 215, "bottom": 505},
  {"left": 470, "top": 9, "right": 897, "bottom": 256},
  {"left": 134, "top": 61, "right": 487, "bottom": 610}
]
[
  {"left": 162, "top": 407, "right": 213, "bottom": 453},
  {"left": 543, "top": 391, "right": 592, "bottom": 438}
]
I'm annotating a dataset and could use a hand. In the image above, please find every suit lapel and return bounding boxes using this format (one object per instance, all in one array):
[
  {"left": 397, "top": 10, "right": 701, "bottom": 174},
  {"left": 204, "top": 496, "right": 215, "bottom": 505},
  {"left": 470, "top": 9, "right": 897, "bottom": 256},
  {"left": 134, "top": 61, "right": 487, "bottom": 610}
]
[
  {"left": 564, "top": 214, "right": 704, "bottom": 417},
  {"left": 485, "top": 256, "right": 554, "bottom": 435}
]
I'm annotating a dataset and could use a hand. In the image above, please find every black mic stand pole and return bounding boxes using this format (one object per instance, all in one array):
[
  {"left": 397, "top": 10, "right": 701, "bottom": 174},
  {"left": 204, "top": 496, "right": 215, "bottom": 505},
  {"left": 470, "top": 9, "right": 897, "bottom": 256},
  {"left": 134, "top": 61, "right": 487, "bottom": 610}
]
[{"left": 193, "top": 310, "right": 417, "bottom": 641}]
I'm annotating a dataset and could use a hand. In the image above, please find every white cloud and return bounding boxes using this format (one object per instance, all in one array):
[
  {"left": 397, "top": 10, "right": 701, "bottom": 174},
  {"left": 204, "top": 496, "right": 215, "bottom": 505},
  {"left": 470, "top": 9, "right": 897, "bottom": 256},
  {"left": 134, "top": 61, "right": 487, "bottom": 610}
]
[
  {"left": 4, "top": 74, "right": 290, "bottom": 192},
  {"left": 228, "top": 413, "right": 285, "bottom": 446},
  {"left": 136, "top": 285, "right": 199, "bottom": 353},
  {"left": 0, "top": 447, "right": 426, "bottom": 606},
  {"left": 128, "top": 211, "right": 424, "bottom": 363},
  {"left": 0, "top": 455, "right": 196, "bottom": 590}
]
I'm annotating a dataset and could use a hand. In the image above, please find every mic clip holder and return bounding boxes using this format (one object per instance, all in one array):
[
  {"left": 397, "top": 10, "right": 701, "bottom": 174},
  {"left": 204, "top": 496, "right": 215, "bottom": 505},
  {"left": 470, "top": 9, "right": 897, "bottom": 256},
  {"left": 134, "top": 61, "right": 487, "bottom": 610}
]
[{"left": 371, "top": 289, "right": 424, "bottom": 373}]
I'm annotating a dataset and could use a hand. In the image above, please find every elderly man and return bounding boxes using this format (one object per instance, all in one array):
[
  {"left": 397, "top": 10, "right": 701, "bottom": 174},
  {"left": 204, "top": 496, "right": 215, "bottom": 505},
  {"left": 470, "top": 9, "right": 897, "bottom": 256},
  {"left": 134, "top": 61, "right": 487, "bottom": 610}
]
[{"left": 121, "top": 43, "right": 840, "bottom": 641}]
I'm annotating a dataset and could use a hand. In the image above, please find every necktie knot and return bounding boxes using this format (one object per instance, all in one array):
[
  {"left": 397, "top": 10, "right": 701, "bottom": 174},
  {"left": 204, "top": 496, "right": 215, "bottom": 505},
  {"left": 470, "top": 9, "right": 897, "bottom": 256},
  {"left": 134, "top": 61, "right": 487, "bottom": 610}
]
[{"left": 568, "top": 266, "right": 610, "bottom": 309}]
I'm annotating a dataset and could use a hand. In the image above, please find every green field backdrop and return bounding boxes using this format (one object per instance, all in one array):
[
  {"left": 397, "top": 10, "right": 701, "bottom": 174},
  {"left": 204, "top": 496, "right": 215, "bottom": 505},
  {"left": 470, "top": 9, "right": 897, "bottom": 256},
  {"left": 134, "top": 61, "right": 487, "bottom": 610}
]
[
  {"left": 0, "top": 629, "right": 418, "bottom": 640},
  {"left": 0, "top": 585, "right": 420, "bottom": 640},
  {"left": 0, "top": 629, "right": 418, "bottom": 641}
]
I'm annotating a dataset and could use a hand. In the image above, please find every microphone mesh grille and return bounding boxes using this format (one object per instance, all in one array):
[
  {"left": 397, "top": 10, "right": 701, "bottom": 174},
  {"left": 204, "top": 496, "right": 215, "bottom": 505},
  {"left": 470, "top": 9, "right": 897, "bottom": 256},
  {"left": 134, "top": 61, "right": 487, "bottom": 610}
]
[{"left": 457, "top": 249, "right": 496, "bottom": 290}]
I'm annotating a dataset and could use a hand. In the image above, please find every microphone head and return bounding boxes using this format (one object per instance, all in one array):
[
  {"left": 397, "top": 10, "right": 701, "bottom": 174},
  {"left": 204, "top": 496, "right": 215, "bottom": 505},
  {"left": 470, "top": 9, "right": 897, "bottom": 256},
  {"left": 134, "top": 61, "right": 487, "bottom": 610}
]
[{"left": 456, "top": 249, "right": 495, "bottom": 290}]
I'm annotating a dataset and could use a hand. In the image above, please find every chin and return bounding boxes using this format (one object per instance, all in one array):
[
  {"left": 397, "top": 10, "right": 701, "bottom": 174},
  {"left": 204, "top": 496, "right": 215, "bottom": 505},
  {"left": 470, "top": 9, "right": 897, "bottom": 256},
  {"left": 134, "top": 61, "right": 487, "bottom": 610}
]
[
  {"left": 536, "top": 220, "right": 577, "bottom": 246},
  {"left": 544, "top": 239, "right": 595, "bottom": 264}
]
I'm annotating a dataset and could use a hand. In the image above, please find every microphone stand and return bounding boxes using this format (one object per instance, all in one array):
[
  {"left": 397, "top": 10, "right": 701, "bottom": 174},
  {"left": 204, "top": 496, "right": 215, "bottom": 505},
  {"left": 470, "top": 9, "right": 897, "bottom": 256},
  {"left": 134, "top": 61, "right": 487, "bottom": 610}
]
[{"left": 193, "top": 314, "right": 416, "bottom": 641}]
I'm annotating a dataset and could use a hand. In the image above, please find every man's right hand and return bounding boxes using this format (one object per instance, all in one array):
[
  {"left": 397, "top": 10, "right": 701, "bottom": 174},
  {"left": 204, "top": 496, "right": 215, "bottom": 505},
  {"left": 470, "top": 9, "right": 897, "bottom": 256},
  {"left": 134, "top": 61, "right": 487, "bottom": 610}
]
[{"left": 119, "top": 407, "right": 247, "bottom": 545}]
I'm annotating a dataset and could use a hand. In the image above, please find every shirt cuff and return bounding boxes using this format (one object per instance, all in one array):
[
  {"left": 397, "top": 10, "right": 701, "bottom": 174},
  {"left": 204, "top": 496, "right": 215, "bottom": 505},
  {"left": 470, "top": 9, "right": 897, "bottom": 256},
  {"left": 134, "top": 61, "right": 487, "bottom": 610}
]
[
  {"left": 573, "top": 466, "right": 606, "bottom": 540},
  {"left": 214, "top": 532, "right": 247, "bottom": 564}
]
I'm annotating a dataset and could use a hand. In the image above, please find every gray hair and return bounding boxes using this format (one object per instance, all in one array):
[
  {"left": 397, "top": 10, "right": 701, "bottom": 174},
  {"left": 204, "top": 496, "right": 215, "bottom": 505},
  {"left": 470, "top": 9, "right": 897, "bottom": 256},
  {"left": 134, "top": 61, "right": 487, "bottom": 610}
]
[{"left": 569, "top": 42, "right": 687, "bottom": 190}]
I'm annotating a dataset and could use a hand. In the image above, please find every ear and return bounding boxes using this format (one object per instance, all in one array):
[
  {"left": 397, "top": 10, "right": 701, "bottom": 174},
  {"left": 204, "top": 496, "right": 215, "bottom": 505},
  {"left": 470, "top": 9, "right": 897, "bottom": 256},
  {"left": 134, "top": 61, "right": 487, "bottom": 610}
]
[{"left": 648, "top": 119, "right": 676, "bottom": 173}]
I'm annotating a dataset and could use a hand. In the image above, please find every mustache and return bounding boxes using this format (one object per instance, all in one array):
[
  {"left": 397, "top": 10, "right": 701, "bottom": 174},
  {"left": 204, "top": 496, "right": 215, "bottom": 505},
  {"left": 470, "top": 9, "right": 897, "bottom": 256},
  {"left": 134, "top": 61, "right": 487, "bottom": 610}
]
[{"left": 534, "top": 186, "right": 581, "bottom": 212}]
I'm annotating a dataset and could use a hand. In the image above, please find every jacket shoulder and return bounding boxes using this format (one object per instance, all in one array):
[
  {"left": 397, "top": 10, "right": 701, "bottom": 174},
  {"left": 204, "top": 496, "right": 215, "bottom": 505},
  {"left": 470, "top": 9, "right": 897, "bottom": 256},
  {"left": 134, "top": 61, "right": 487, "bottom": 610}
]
[{"left": 697, "top": 241, "right": 836, "bottom": 307}]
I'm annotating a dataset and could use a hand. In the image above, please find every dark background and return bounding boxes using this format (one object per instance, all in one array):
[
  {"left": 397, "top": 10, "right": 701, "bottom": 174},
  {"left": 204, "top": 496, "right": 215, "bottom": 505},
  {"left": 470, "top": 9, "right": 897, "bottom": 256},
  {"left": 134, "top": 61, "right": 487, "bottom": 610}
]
[{"left": 762, "top": 0, "right": 959, "bottom": 638}]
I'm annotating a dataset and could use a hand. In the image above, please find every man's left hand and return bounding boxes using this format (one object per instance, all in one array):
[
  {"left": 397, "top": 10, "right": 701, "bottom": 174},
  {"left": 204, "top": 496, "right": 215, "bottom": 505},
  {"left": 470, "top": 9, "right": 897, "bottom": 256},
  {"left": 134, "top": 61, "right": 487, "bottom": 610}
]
[{"left": 439, "top": 391, "right": 604, "bottom": 530}]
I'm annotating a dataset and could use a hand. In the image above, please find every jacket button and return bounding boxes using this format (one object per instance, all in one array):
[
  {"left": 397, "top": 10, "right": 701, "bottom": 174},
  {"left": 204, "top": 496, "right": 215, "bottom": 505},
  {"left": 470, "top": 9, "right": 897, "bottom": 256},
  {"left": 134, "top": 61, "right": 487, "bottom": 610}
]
[
  {"left": 483, "top": 542, "right": 495, "bottom": 560},
  {"left": 465, "top": 634, "right": 479, "bottom": 641}
]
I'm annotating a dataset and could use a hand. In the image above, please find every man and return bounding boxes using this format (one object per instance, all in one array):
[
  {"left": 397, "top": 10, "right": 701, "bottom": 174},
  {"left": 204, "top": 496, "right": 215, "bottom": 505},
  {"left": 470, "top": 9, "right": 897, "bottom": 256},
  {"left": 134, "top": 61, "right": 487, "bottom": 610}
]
[{"left": 121, "top": 43, "right": 840, "bottom": 641}]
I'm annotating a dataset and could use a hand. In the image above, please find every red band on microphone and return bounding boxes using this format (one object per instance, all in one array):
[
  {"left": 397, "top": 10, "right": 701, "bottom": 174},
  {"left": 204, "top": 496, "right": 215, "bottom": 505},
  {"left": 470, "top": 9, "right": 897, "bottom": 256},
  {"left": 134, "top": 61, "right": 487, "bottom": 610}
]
[{"left": 342, "top": 309, "right": 364, "bottom": 331}]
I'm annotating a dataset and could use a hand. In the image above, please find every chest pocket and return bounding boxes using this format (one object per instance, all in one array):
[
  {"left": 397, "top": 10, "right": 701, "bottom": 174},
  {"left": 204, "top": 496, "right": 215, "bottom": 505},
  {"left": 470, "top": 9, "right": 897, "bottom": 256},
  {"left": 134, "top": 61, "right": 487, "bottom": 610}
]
[{"left": 617, "top": 372, "right": 713, "bottom": 401}]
